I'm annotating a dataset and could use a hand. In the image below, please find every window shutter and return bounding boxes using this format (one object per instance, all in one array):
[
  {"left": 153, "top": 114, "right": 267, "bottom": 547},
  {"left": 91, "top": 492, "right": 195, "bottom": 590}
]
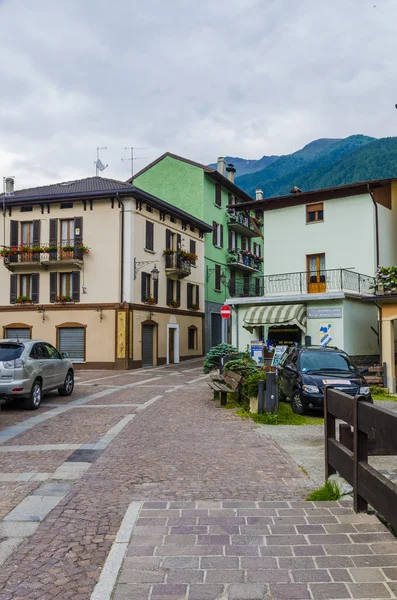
[
  {"left": 220, "top": 224, "right": 224, "bottom": 248},
  {"left": 189, "top": 239, "right": 196, "bottom": 265},
  {"left": 72, "top": 271, "right": 80, "bottom": 302},
  {"left": 228, "top": 230, "right": 232, "bottom": 250},
  {"left": 141, "top": 271, "right": 147, "bottom": 302},
  {"left": 255, "top": 277, "right": 261, "bottom": 296},
  {"left": 166, "top": 278, "right": 173, "bottom": 305},
  {"left": 212, "top": 222, "right": 217, "bottom": 246},
  {"left": 74, "top": 217, "right": 83, "bottom": 244},
  {"left": 230, "top": 271, "right": 236, "bottom": 295},
  {"left": 176, "top": 280, "right": 181, "bottom": 304},
  {"left": 31, "top": 273, "right": 39, "bottom": 303},
  {"left": 10, "top": 220, "right": 18, "bottom": 246},
  {"left": 146, "top": 221, "right": 154, "bottom": 251},
  {"left": 187, "top": 283, "right": 192, "bottom": 308},
  {"left": 215, "top": 184, "right": 221, "bottom": 207},
  {"left": 177, "top": 234, "right": 181, "bottom": 250},
  {"left": 33, "top": 220, "right": 41, "bottom": 245},
  {"left": 153, "top": 277, "right": 158, "bottom": 304},
  {"left": 165, "top": 229, "right": 171, "bottom": 249},
  {"left": 10, "top": 274, "right": 17, "bottom": 304},
  {"left": 195, "top": 284, "right": 200, "bottom": 308},
  {"left": 50, "top": 272, "right": 57, "bottom": 302},
  {"left": 49, "top": 219, "right": 58, "bottom": 245},
  {"left": 215, "top": 265, "right": 221, "bottom": 290}
]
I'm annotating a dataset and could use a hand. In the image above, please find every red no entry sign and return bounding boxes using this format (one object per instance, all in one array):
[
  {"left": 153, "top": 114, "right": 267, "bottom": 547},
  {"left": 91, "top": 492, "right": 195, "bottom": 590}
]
[{"left": 221, "top": 305, "right": 231, "bottom": 319}]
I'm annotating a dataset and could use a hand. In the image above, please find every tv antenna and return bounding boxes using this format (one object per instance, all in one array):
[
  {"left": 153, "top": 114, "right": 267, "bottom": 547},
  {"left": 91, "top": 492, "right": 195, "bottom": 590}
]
[
  {"left": 95, "top": 147, "right": 108, "bottom": 176},
  {"left": 121, "top": 147, "right": 148, "bottom": 178}
]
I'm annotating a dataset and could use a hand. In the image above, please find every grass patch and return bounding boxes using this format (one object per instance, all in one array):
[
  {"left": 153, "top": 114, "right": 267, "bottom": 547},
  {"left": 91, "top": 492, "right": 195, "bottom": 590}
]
[
  {"left": 234, "top": 402, "right": 323, "bottom": 426},
  {"left": 371, "top": 386, "right": 397, "bottom": 402},
  {"left": 306, "top": 480, "right": 341, "bottom": 501}
]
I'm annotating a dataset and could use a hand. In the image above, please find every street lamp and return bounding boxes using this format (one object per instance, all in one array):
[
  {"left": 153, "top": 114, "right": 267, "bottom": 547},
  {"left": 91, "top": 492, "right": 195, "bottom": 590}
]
[{"left": 134, "top": 257, "right": 159, "bottom": 280}]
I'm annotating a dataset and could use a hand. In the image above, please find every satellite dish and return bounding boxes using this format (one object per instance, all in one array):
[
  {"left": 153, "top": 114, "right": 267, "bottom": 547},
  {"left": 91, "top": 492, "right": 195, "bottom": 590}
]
[{"left": 95, "top": 159, "right": 107, "bottom": 172}]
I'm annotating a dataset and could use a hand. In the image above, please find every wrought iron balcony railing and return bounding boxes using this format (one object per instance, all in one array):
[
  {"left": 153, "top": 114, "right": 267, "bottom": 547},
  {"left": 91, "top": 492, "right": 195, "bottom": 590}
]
[
  {"left": 228, "top": 268, "right": 375, "bottom": 298},
  {"left": 164, "top": 253, "right": 191, "bottom": 279},
  {"left": 2, "top": 242, "right": 86, "bottom": 270}
]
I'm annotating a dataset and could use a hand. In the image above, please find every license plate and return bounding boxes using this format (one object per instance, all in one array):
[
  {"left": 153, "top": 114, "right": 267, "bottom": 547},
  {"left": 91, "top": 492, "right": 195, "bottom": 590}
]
[{"left": 323, "top": 379, "right": 351, "bottom": 385}]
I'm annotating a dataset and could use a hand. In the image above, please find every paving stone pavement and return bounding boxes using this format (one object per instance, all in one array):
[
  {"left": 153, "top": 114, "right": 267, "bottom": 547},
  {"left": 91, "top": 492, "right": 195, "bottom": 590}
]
[{"left": 0, "top": 359, "right": 394, "bottom": 599}]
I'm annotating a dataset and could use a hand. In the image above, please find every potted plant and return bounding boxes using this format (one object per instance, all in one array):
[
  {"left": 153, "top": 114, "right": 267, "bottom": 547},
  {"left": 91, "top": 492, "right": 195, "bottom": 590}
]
[
  {"left": 16, "top": 295, "right": 33, "bottom": 304},
  {"left": 190, "top": 303, "right": 199, "bottom": 310},
  {"left": 227, "top": 253, "right": 237, "bottom": 262},
  {"left": 163, "top": 248, "right": 175, "bottom": 256},
  {"left": 43, "top": 245, "right": 58, "bottom": 253},
  {"left": 145, "top": 296, "right": 157, "bottom": 305},
  {"left": 168, "top": 300, "right": 180, "bottom": 308},
  {"left": 55, "top": 294, "right": 73, "bottom": 303},
  {"left": 61, "top": 245, "right": 74, "bottom": 253},
  {"left": 78, "top": 244, "right": 90, "bottom": 254}
]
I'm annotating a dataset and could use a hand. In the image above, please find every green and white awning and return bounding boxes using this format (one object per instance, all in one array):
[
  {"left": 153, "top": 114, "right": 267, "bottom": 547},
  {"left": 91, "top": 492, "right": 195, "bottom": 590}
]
[{"left": 243, "top": 304, "right": 307, "bottom": 332}]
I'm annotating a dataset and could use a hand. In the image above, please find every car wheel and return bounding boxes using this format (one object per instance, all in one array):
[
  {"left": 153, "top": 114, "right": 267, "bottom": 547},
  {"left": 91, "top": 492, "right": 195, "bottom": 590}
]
[
  {"left": 58, "top": 371, "right": 74, "bottom": 397},
  {"left": 24, "top": 379, "right": 42, "bottom": 410},
  {"left": 291, "top": 391, "right": 306, "bottom": 415}
]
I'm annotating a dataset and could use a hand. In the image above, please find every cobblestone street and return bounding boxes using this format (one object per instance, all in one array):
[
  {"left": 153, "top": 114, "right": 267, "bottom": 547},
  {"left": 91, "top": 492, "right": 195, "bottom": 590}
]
[{"left": 0, "top": 359, "right": 396, "bottom": 599}]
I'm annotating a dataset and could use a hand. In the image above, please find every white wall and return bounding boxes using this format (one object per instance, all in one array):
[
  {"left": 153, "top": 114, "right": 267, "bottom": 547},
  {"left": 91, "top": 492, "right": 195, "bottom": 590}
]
[
  {"left": 342, "top": 299, "right": 378, "bottom": 356},
  {"left": 378, "top": 183, "right": 397, "bottom": 267},
  {"left": 305, "top": 299, "right": 344, "bottom": 350},
  {"left": 263, "top": 194, "right": 376, "bottom": 277}
]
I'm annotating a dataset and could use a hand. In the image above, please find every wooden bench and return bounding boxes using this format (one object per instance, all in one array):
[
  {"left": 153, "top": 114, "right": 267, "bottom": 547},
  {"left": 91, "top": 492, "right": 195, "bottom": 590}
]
[
  {"left": 207, "top": 369, "right": 244, "bottom": 406},
  {"left": 363, "top": 365, "right": 384, "bottom": 386}
]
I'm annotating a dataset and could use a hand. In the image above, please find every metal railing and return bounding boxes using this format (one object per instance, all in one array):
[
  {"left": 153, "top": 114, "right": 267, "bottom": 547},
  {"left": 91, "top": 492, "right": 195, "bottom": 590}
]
[
  {"left": 227, "top": 251, "right": 262, "bottom": 272},
  {"left": 228, "top": 268, "right": 375, "bottom": 297},
  {"left": 3, "top": 242, "right": 84, "bottom": 265},
  {"left": 165, "top": 253, "right": 191, "bottom": 276}
]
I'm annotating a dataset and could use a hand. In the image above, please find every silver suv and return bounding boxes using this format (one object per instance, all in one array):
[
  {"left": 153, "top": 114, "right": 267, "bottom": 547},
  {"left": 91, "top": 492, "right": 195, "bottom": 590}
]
[{"left": 0, "top": 340, "right": 74, "bottom": 410}]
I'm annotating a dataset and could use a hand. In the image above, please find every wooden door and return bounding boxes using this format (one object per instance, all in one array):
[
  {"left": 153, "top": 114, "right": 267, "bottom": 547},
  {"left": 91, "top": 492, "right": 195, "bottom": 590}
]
[
  {"left": 307, "top": 254, "right": 326, "bottom": 293},
  {"left": 169, "top": 328, "right": 175, "bottom": 364}
]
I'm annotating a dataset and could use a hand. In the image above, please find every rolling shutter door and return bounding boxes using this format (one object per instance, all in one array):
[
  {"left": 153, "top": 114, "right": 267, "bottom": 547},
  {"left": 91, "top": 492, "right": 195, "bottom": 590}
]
[
  {"left": 58, "top": 327, "right": 85, "bottom": 362},
  {"left": 142, "top": 325, "right": 154, "bottom": 367},
  {"left": 5, "top": 328, "right": 31, "bottom": 340}
]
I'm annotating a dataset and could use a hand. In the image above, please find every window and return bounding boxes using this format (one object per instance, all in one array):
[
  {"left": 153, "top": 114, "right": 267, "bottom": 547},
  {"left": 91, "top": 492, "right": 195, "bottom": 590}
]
[
  {"left": 145, "top": 220, "right": 154, "bottom": 251},
  {"left": 307, "top": 253, "right": 326, "bottom": 293},
  {"left": 255, "top": 209, "right": 262, "bottom": 221},
  {"left": 60, "top": 273, "right": 72, "bottom": 297},
  {"left": 61, "top": 219, "right": 75, "bottom": 246},
  {"left": 5, "top": 328, "right": 31, "bottom": 341},
  {"left": 166, "top": 279, "right": 181, "bottom": 307},
  {"left": 30, "top": 343, "right": 48, "bottom": 359},
  {"left": 215, "top": 184, "right": 221, "bottom": 207},
  {"left": 306, "top": 202, "right": 324, "bottom": 223},
  {"left": 44, "top": 343, "right": 61, "bottom": 360},
  {"left": 60, "top": 202, "right": 73, "bottom": 209},
  {"left": 20, "top": 274, "right": 32, "bottom": 298},
  {"left": 214, "top": 264, "right": 221, "bottom": 291},
  {"left": 241, "top": 237, "right": 250, "bottom": 252},
  {"left": 58, "top": 327, "right": 85, "bottom": 362},
  {"left": 188, "top": 326, "right": 198, "bottom": 350},
  {"left": 228, "top": 230, "right": 237, "bottom": 251},
  {"left": 187, "top": 283, "right": 200, "bottom": 309},
  {"left": 190, "top": 226, "right": 195, "bottom": 233},
  {"left": 253, "top": 243, "right": 261, "bottom": 257},
  {"left": 146, "top": 204, "right": 153, "bottom": 213},
  {"left": 170, "top": 216, "right": 176, "bottom": 224},
  {"left": 10, "top": 273, "right": 39, "bottom": 303},
  {"left": 212, "top": 222, "right": 223, "bottom": 248},
  {"left": 20, "top": 206, "right": 32, "bottom": 213},
  {"left": 228, "top": 193, "right": 236, "bottom": 205},
  {"left": 21, "top": 222, "right": 33, "bottom": 246},
  {"left": 189, "top": 240, "right": 196, "bottom": 266},
  {"left": 141, "top": 271, "right": 158, "bottom": 303},
  {"left": 50, "top": 271, "right": 80, "bottom": 302}
]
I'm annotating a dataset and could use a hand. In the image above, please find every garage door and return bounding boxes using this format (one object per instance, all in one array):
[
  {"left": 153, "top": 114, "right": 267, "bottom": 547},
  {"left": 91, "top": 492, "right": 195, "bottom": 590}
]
[
  {"left": 5, "top": 328, "right": 31, "bottom": 340},
  {"left": 58, "top": 327, "right": 85, "bottom": 362}
]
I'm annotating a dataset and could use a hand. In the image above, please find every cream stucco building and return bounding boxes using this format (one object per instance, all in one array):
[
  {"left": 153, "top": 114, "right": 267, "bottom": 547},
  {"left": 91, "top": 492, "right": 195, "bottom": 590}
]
[{"left": 0, "top": 177, "right": 211, "bottom": 369}]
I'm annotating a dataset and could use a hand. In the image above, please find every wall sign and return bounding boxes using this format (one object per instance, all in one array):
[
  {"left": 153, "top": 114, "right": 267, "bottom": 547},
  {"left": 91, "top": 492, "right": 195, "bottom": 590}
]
[
  {"left": 308, "top": 308, "right": 342, "bottom": 319},
  {"left": 271, "top": 345, "right": 288, "bottom": 367},
  {"left": 319, "top": 322, "right": 333, "bottom": 347}
]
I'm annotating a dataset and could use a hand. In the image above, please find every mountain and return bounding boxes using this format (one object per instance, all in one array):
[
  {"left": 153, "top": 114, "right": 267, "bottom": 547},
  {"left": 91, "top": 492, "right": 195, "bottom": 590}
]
[
  {"left": 233, "top": 135, "right": 376, "bottom": 197},
  {"left": 208, "top": 155, "right": 279, "bottom": 177}
]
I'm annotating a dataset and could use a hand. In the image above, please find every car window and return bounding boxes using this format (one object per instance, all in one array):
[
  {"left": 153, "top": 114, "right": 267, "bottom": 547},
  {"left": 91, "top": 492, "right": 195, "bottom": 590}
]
[
  {"left": 300, "top": 351, "right": 355, "bottom": 372},
  {"left": 44, "top": 343, "right": 61, "bottom": 360},
  {"left": 33, "top": 343, "right": 49, "bottom": 360},
  {"left": 0, "top": 343, "right": 24, "bottom": 361}
]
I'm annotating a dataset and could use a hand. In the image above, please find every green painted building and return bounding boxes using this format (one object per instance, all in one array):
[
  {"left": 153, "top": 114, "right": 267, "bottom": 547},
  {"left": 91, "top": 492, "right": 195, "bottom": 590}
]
[{"left": 133, "top": 153, "right": 264, "bottom": 351}]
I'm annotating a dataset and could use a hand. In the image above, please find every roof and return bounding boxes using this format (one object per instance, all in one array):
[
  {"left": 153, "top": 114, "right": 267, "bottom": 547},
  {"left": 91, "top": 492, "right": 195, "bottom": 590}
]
[
  {"left": 1, "top": 176, "right": 212, "bottom": 233},
  {"left": 229, "top": 177, "right": 397, "bottom": 211},
  {"left": 1, "top": 176, "right": 133, "bottom": 200},
  {"left": 130, "top": 152, "right": 255, "bottom": 203}
]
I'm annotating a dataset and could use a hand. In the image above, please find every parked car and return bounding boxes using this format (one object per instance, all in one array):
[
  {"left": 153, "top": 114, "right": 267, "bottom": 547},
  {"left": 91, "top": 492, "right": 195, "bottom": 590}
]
[
  {"left": 278, "top": 345, "right": 372, "bottom": 414},
  {"left": 0, "top": 340, "right": 74, "bottom": 410}
]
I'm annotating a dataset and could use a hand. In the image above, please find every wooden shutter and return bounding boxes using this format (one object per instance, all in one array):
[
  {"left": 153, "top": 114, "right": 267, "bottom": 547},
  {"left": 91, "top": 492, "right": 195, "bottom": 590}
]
[
  {"left": 195, "top": 284, "right": 200, "bottom": 308},
  {"left": 166, "top": 278, "right": 173, "bottom": 305},
  {"left": 10, "top": 274, "right": 17, "bottom": 304},
  {"left": 10, "top": 220, "right": 18, "bottom": 246},
  {"left": 165, "top": 229, "right": 171, "bottom": 249},
  {"left": 220, "top": 224, "right": 224, "bottom": 248},
  {"left": 31, "top": 273, "right": 39, "bottom": 303},
  {"left": 215, "top": 184, "right": 221, "bottom": 207},
  {"left": 72, "top": 271, "right": 80, "bottom": 302},
  {"left": 228, "top": 230, "right": 233, "bottom": 250},
  {"left": 187, "top": 283, "right": 192, "bottom": 308},
  {"left": 74, "top": 217, "right": 83, "bottom": 244},
  {"left": 146, "top": 221, "right": 154, "bottom": 251},
  {"left": 176, "top": 280, "right": 181, "bottom": 304},
  {"left": 141, "top": 272, "right": 147, "bottom": 302},
  {"left": 215, "top": 265, "right": 221, "bottom": 290},
  {"left": 153, "top": 277, "right": 158, "bottom": 304},
  {"left": 49, "top": 219, "right": 58, "bottom": 245},
  {"left": 212, "top": 222, "right": 217, "bottom": 246},
  {"left": 189, "top": 240, "right": 196, "bottom": 265},
  {"left": 33, "top": 220, "right": 41, "bottom": 245},
  {"left": 177, "top": 234, "right": 181, "bottom": 250},
  {"left": 50, "top": 272, "right": 57, "bottom": 302}
]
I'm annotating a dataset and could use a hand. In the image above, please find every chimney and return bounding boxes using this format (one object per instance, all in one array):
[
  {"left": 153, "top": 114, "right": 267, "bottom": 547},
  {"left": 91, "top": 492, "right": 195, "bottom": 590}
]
[
  {"left": 217, "top": 157, "right": 226, "bottom": 176},
  {"left": 4, "top": 177, "right": 14, "bottom": 196},
  {"left": 226, "top": 163, "right": 236, "bottom": 183},
  {"left": 255, "top": 189, "right": 263, "bottom": 201}
]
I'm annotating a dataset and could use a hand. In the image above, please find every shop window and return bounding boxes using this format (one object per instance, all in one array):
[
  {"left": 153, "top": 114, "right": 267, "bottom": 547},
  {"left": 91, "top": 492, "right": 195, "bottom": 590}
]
[{"left": 306, "top": 202, "right": 324, "bottom": 223}]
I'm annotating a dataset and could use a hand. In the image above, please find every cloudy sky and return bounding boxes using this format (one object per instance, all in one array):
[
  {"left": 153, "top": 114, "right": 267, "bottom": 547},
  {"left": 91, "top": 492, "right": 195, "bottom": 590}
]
[{"left": 0, "top": 0, "right": 396, "bottom": 189}]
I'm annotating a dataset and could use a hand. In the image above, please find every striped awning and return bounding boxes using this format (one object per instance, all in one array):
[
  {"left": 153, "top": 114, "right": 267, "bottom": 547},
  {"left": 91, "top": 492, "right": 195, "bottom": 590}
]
[{"left": 243, "top": 304, "right": 307, "bottom": 332}]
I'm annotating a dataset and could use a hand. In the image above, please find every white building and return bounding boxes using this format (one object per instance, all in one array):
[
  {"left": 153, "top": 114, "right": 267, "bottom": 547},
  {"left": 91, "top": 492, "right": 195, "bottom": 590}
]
[{"left": 227, "top": 178, "right": 397, "bottom": 364}]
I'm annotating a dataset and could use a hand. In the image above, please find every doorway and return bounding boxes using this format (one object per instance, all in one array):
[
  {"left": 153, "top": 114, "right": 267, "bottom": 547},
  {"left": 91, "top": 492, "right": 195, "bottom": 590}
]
[
  {"left": 167, "top": 324, "right": 179, "bottom": 364},
  {"left": 307, "top": 254, "right": 326, "bottom": 293},
  {"left": 142, "top": 324, "right": 154, "bottom": 367}
]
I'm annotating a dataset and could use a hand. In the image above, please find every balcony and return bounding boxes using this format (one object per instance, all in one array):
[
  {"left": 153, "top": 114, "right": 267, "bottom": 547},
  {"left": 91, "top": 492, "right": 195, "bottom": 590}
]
[
  {"left": 2, "top": 243, "right": 87, "bottom": 271},
  {"left": 228, "top": 211, "right": 262, "bottom": 238},
  {"left": 227, "top": 250, "right": 262, "bottom": 274},
  {"left": 164, "top": 253, "right": 191, "bottom": 279},
  {"left": 228, "top": 268, "right": 375, "bottom": 298}
]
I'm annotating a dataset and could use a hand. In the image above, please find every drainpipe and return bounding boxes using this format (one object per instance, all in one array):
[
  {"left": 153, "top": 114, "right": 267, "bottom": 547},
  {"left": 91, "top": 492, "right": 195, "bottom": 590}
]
[
  {"left": 367, "top": 184, "right": 380, "bottom": 268},
  {"left": 376, "top": 301, "right": 383, "bottom": 365},
  {"left": 118, "top": 193, "right": 125, "bottom": 304}
]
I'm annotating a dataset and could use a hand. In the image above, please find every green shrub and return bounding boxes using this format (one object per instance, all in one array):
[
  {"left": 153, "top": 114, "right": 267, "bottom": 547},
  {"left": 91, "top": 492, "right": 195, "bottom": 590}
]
[
  {"left": 242, "top": 371, "right": 267, "bottom": 398},
  {"left": 203, "top": 343, "right": 238, "bottom": 373},
  {"left": 306, "top": 481, "right": 341, "bottom": 501},
  {"left": 224, "top": 357, "right": 258, "bottom": 379},
  {"left": 251, "top": 411, "right": 279, "bottom": 425}
]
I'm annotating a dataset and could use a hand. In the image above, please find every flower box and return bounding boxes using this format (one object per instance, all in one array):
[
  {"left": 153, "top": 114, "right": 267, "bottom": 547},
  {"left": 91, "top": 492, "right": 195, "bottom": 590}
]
[
  {"left": 16, "top": 296, "right": 32, "bottom": 304},
  {"left": 168, "top": 300, "right": 180, "bottom": 308}
]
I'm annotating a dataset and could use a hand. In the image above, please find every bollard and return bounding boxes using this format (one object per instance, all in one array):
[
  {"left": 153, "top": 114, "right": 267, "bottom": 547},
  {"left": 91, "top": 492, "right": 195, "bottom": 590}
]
[
  {"left": 265, "top": 372, "right": 277, "bottom": 413},
  {"left": 258, "top": 380, "right": 265, "bottom": 414}
]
